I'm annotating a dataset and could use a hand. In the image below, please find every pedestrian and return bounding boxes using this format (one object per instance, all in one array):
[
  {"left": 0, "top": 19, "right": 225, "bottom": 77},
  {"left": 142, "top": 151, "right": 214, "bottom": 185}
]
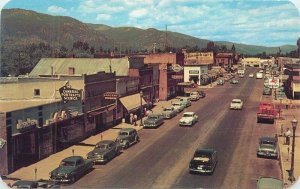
[
  {"left": 284, "top": 128, "right": 291, "bottom": 145},
  {"left": 133, "top": 114, "right": 137, "bottom": 126},
  {"left": 130, "top": 113, "right": 133, "bottom": 125}
]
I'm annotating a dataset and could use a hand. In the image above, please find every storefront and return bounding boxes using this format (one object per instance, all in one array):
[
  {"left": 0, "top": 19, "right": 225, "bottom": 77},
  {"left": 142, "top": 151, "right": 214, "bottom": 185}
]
[{"left": 184, "top": 66, "right": 201, "bottom": 85}]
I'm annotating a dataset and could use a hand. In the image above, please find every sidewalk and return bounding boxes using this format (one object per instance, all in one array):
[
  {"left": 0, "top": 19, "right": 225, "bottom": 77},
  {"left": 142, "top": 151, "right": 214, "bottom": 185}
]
[
  {"left": 2, "top": 99, "right": 174, "bottom": 186},
  {"left": 274, "top": 97, "right": 300, "bottom": 187}
]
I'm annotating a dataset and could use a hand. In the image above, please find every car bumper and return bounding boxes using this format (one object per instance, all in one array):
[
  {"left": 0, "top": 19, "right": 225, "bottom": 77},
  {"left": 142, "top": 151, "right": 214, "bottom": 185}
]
[
  {"left": 87, "top": 157, "right": 107, "bottom": 163},
  {"left": 230, "top": 107, "right": 242, "bottom": 110},
  {"left": 189, "top": 168, "right": 213, "bottom": 173},
  {"left": 143, "top": 124, "right": 158, "bottom": 128},
  {"left": 50, "top": 177, "right": 72, "bottom": 183},
  {"left": 257, "top": 151, "right": 278, "bottom": 158},
  {"left": 179, "top": 122, "right": 192, "bottom": 126}
]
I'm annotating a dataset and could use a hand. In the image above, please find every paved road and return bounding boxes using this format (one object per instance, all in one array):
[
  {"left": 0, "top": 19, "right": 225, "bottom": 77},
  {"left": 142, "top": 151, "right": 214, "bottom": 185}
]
[{"left": 71, "top": 68, "right": 281, "bottom": 189}]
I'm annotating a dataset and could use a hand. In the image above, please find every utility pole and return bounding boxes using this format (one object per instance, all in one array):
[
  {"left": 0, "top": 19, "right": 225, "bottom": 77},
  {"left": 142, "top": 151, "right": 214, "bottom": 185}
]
[{"left": 165, "top": 25, "right": 168, "bottom": 52}]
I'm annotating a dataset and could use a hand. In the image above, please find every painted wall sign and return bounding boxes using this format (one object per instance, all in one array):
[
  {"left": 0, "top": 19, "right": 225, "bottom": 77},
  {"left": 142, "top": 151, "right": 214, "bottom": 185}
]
[
  {"left": 17, "top": 119, "right": 37, "bottom": 131},
  {"left": 59, "top": 81, "right": 81, "bottom": 103},
  {"left": 104, "top": 92, "right": 118, "bottom": 100},
  {"left": 189, "top": 70, "right": 200, "bottom": 74}
]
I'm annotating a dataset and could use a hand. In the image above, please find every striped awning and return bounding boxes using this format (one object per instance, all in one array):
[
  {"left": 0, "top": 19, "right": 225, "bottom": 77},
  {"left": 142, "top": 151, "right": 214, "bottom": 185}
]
[{"left": 119, "top": 93, "right": 147, "bottom": 112}]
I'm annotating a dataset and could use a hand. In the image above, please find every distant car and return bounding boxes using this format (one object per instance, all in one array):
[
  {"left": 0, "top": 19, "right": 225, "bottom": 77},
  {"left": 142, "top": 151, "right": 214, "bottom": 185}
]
[
  {"left": 256, "top": 177, "right": 283, "bottom": 189},
  {"left": 11, "top": 180, "right": 60, "bottom": 188},
  {"left": 189, "top": 148, "right": 218, "bottom": 175},
  {"left": 171, "top": 101, "right": 185, "bottom": 113},
  {"left": 249, "top": 73, "right": 254, "bottom": 78},
  {"left": 189, "top": 91, "right": 200, "bottom": 101},
  {"left": 179, "top": 97, "right": 192, "bottom": 108},
  {"left": 50, "top": 156, "right": 94, "bottom": 183},
  {"left": 263, "top": 87, "right": 272, "bottom": 95},
  {"left": 217, "top": 79, "right": 225, "bottom": 85},
  {"left": 230, "top": 99, "right": 243, "bottom": 110},
  {"left": 179, "top": 112, "right": 198, "bottom": 126},
  {"left": 257, "top": 136, "right": 278, "bottom": 159},
  {"left": 116, "top": 128, "right": 139, "bottom": 149},
  {"left": 161, "top": 106, "right": 177, "bottom": 119},
  {"left": 198, "top": 90, "right": 206, "bottom": 98},
  {"left": 230, "top": 79, "right": 239, "bottom": 84},
  {"left": 87, "top": 140, "right": 121, "bottom": 164},
  {"left": 259, "top": 70, "right": 264, "bottom": 73},
  {"left": 143, "top": 114, "right": 164, "bottom": 128}
]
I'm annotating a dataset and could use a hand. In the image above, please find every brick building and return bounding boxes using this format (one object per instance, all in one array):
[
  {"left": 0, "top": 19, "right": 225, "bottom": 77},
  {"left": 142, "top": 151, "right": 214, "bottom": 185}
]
[{"left": 144, "top": 53, "right": 184, "bottom": 100}]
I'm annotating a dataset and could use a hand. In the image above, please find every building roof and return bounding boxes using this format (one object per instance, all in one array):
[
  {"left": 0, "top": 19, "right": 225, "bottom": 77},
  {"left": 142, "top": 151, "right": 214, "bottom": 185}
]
[
  {"left": 0, "top": 99, "right": 61, "bottom": 112},
  {"left": 30, "top": 58, "right": 132, "bottom": 76}
]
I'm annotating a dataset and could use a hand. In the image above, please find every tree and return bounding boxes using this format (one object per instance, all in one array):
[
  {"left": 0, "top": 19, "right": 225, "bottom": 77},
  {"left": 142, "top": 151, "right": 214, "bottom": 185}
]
[
  {"left": 206, "top": 41, "right": 215, "bottom": 52},
  {"left": 231, "top": 44, "right": 236, "bottom": 52},
  {"left": 297, "top": 37, "right": 300, "bottom": 58}
]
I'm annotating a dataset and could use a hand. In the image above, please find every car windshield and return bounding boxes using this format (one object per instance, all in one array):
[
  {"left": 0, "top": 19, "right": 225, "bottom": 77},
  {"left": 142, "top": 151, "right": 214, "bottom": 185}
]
[
  {"left": 96, "top": 143, "right": 109, "bottom": 149},
  {"left": 148, "top": 115, "right": 159, "bottom": 119},
  {"left": 60, "top": 160, "right": 75, "bottom": 167},
  {"left": 163, "top": 108, "right": 172, "bottom": 111},
  {"left": 232, "top": 100, "right": 241, "bottom": 103},
  {"left": 183, "top": 114, "right": 193, "bottom": 117},
  {"left": 119, "top": 132, "right": 128, "bottom": 136},
  {"left": 261, "top": 141, "right": 276, "bottom": 146},
  {"left": 172, "top": 103, "right": 180, "bottom": 106}
]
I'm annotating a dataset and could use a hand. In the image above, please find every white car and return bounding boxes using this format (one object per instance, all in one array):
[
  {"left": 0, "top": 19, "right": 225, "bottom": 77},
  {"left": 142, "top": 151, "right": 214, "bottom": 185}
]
[
  {"left": 230, "top": 99, "right": 243, "bottom": 110},
  {"left": 249, "top": 73, "right": 254, "bottom": 78},
  {"left": 179, "top": 112, "right": 198, "bottom": 126}
]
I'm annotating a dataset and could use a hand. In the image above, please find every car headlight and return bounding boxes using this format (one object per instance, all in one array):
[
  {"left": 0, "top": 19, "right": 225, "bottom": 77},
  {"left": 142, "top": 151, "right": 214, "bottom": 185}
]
[{"left": 64, "top": 173, "right": 69, "bottom": 178}]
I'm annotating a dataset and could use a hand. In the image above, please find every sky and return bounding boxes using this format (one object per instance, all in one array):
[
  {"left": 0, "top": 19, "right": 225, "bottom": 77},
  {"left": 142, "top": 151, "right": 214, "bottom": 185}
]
[{"left": 1, "top": 0, "right": 300, "bottom": 47}]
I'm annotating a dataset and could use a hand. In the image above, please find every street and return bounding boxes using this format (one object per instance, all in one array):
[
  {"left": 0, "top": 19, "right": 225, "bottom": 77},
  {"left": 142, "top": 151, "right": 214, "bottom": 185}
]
[{"left": 70, "top": 67, "right": 281, "bottom": 189}]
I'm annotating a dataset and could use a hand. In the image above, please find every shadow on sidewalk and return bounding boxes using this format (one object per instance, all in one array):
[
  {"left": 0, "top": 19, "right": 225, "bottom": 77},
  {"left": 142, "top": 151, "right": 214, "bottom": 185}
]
[{"left": 76, "top": 143, "right": 96, "bottom": 147}]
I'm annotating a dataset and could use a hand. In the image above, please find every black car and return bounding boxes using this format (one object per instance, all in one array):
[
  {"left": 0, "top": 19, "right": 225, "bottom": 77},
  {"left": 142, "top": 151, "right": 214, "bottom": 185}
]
[
  {"left": 11, "top": 180, "right": 60, "bottom": 188},
  {"left": 50, "top": 156, "right": 94, "bottom": 184},
  {"left": 197, "top": 90, "right": 206, "bottom": 98},
  {"left": 189, "top": 148, "right": 217, "bottom": 175}
]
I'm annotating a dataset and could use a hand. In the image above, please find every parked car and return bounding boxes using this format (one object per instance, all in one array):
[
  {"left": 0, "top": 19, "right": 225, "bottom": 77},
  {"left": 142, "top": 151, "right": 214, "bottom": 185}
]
[
  {"left": 50, "top": 156, "right": 94, "bottom": 183},
  {"left": 230, "top": 79, "right": 239, "bottom": 84},
  {"left": 257, "top": 136, "right": 278, "bottom": 159},
  {"left": 179, "top": 112, "right": 198, "bottom": 126},
  {"left": 179, "top": 97, "right": 192, "bottom": 108},
  {"left": 189, "top": 91, "right": 200, "bottom": 101},
  {"left": 143, "top": 114, "right": 164, "bottom": 128},
  {"left": 11, "top": 180, "right": 60, "bottom": 188},
  {"left": 87, "top": 140, "right": 121, "bottom": 164},
  {"left": 198, "top": 90, "right": 206, "bottom": 98},
  {"left": 230, "top": 99, "right": 243, "bottom": 110},
  {"left": 217, "top": 79, "right": 225, "bottom": 85},
  {"left": 189, "top": 148, "right": 218, "bottom": 175},
  {"left": 263, "top": 87, "right": 272, "bottom": 95},
  {"left": 256, "top": 177, "right": 283, "bottom": 189},
  {"left": 161, "top": 106, "right": 177, "bottom": 119},
  {"left": 171, "top": 101, "right": 185, "bottom": 113},
  {"left": 116, "top": 128, "right": 139, "bottom": 149},
  {"left": 249, "top": 73, "right": 254, "bottom": 78}
]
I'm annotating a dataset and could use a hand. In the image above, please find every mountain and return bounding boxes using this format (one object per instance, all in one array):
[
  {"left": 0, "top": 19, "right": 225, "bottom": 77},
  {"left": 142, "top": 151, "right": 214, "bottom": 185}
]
[{"left": 1, "top": 8, "right": 297, "bottom": 54}]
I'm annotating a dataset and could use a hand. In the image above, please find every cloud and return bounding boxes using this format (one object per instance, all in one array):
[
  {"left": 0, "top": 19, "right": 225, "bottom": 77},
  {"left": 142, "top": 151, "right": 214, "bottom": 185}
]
[
  {"left": 47, "top": 5, "right": 68, "bottom": 14},
  {"left": 0, "top": 0, "right": 10, "bottom": 11},
  {"left": 129, "top": 8, "right": 148, "bottom": 18},
  {"left": 96, "top": 13, "right": 112, "bottom": 21}
]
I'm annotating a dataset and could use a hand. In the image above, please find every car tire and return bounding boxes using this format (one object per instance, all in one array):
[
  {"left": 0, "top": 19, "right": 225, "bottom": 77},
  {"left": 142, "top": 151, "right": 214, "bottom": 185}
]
[
  {"left": 70, "top": 176, "right": 76, "bottom": 184},
  {"left": 124, "top": 142, "right": 130, "bottom": 149},
  {"left": 135, "top": 136, "right": 140, "bottom": 143}
]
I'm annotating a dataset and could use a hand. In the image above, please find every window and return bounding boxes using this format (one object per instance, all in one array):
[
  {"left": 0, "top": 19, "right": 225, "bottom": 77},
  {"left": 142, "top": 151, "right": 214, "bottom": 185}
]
[
  {"left": 34, "top": 89, "right": 40, "bottom": 96},
  {"left": 68, "top": 67, "right": 75, "bottom": 75}
]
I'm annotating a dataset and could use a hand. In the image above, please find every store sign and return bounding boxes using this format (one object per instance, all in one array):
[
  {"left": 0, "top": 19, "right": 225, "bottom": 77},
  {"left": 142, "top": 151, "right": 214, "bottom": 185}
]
[
  {"left": 59, "top": 81, "right": 81, "bottom": 103},
  {"left": 0, "top": 138, "right": 7, "bottom": 149},
  {"left": 104, "top": 92, "right": 118, "bottom": 100},
  {"left": 171, "top": 64, "right": 183, "bottom": 72},
  {"left": 189, "top": 70, "right": 200, "bottom": 74},
  {"left": 17, "top": 119, "right": 37, "bottom": 131},
  {"left": 171, "top": 75, "right": 183, "bottom": 79}
]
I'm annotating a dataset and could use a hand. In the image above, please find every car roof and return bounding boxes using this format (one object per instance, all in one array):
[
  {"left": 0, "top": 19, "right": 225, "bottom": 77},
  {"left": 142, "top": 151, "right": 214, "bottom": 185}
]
[
  {"left": 257, "top": 177, "right": 283, "bottom": 189},
  {"left": 96, "top": 140, "right": 114, "bottom": 145},
  {"left": 183, "top": 112, "right": 195, "bottom": 115},
  {"left": 12, "top": 180, "right": 38, "bottom": 187},
  {"left": 232, "top": 99, "right": 242, "bottom": 102},
  {"left": 119, "top": 128, "right": 136, "bottom": 132},
  {"left": 62, "top": 156, "right": 83, "bottom": 162}
]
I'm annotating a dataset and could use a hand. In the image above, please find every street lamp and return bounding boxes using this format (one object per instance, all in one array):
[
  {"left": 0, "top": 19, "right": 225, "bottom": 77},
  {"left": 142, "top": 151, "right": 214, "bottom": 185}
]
[
  {"left": 140, "top": 91, "right": 143, "bottom": 126},
  {"left": 289, "top": 118, "right": 298, "bottom": 183}
]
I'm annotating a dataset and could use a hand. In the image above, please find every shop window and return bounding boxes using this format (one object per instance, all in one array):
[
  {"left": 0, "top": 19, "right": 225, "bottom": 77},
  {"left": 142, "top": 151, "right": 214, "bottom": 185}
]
[
  {"left": 6, "top": 119, "right": 12, "bottom": 125},
  {"left": 6, "top": 112, "right": 11, "bottom": 118},
  {"left": 38, "top": 112, "right": 43, "bottom": 116},
  {"left": 38, "top": 106, "right": 43, "bottom": 110},
  {"left": 34, "top": 89, "right": 40, "bottom": 96},
  {"left": 38, "top": 118, "right": 43, "bottom": 127}
]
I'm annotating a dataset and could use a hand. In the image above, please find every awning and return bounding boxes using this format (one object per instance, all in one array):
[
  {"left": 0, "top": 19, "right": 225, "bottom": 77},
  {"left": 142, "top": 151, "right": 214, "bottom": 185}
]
[
  {"left": 119, "top": 93, "right": 147, "bottom": 112},
  {"left": 87, "top": 104, "right": 116, "bottom": 116},
  {"left": 177, "top": 82, "right": 194, "bottom": 86}
]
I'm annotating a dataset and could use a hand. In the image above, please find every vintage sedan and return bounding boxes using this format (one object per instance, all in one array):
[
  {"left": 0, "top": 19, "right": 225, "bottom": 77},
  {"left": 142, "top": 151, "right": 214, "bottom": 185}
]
[
  {"left": 179, "top": 97, "right": 192, "bottom": 108},
  {"left": 230, "top": 79, "right": 239, "bottom": 84},
  {"left": 179, "top": 112, "right": 198, "bottom": 126},
  {"left": 171, "top": 101, "right": 185, "bottom": 113},
  {"left": 87, "top": 140, "right": 121, "bottom": 164},
  {"left": 217, "top": 79, "right": 225, "bottom": 85},
  {"left": 189, "top": 91, "right": 200, "bottom": 101},
  {"left": 143, "top": 114, "right": 164, "bottom": 128},
  {"left": 198, "top": 90, "right": 206, "bottom": 98},
  {"left": 50, "top": 156, "right": 94, "bottom": 183},
  {"left": 189, "top": 148, "right": 218, "bottom": 175},
  {"left": 116, "top": 128, "right": 139, "bottom": 149},
  {"left": 257, "top": 136, "right": 278, "bottom": 159},
  {"left": 256, "top": 177, "right": 283, "bottom": 189},
  {"left": 230, "top": 99, "right": 243, "bottom": 110},
  {"left": 161, "top": 106, "right": 177, "bottom": 119}
]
